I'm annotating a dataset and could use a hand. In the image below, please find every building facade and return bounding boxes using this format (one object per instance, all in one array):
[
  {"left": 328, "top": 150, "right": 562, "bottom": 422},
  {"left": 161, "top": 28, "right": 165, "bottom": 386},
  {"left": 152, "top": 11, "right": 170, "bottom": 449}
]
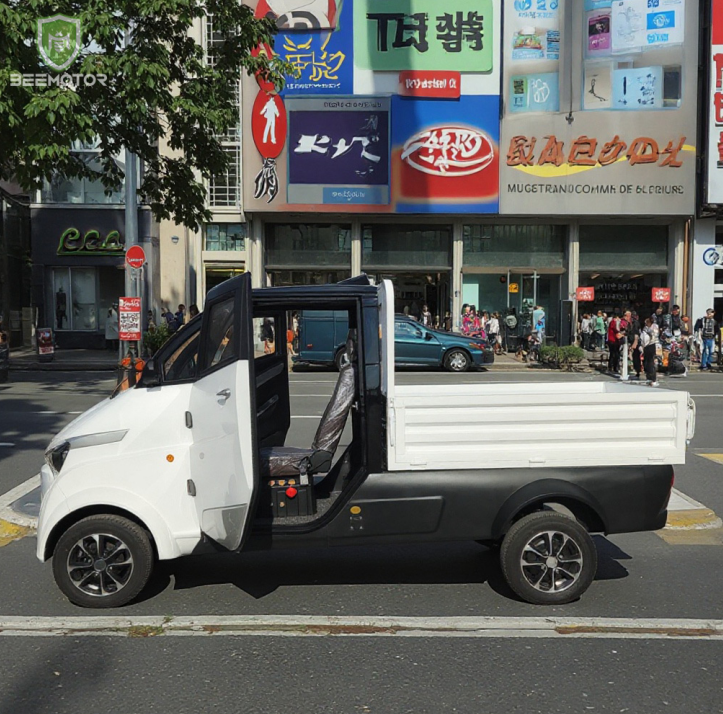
[{"left": 158, "top": 0, "right": 702, "bottom": 343}]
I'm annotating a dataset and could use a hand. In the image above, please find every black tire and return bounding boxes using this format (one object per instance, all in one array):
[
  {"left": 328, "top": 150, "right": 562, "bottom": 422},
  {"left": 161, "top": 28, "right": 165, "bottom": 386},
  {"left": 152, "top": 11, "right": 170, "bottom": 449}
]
[
  {"left": 334, "top": 347, "right": 347, "bottom": 372},
  {"left": 52, "top": 515, "right": 154, "bottom": 609},
  {"left": 500, "top": 511, "right": 597, "bottom": 605},
  {"left": 444, "top": 349, "right": 470, "bottom": 372}
]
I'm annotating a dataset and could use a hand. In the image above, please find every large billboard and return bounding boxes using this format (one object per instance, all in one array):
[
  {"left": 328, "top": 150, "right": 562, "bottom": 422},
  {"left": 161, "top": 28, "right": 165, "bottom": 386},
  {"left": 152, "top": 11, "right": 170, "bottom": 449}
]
[
  {"left": 499, "top": 0, "right": 698, "bottom": 216},
  {"left": 242, "top": 0, "right": 502, "bottom": 214},
  {"left": 706, "top": 0, "right": 723, "bottom": 204}
]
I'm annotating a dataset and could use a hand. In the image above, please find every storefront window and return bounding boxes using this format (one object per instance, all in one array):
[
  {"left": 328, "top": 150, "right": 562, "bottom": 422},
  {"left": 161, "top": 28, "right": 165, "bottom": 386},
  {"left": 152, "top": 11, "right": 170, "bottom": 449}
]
[
  {"left": 504, "top": 0, "right": 563, "bottom": 114},
  {"left": 582, "top": 1, "right": 684, "bottom": 111},
  {"left": 267, "top": 270, "right": 351, "bottom": 286},
  {"left": 266, "top": 224, "right": 352, "bottom": 268},
  {"left": 40, "top": 149, "right": 125, "bottom": 204},
  {"left": 52, "top": 267, "right": 98, "bottom": 331},
  {"left": 463, "top": 225, "right": 566, "bottom": 268},
  {"left": 362, "top": 225, "right": 452, "bottom": 269},
  {"left": 204, "top": 223, "right": 247, "bottom": 251},
  {"left": 579, "top": 225, "right": 668, "bottom": 271}
]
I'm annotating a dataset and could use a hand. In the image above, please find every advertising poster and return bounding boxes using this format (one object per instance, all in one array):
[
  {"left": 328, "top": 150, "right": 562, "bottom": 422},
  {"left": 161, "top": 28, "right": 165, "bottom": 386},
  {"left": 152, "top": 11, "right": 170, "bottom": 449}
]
[
  {"left": 583, "top": 64, "right": 613, "bottom": 109},
  {"left": 286, "top": 96, "right": 390, "bottom": 205},
  {"left": 509, "top": 72, "right": 559, "bottom": 113},
  {"left": 585, "top": 0, "right": 612, "bottom": 9},
  {"left": 119, "top": 297, "right": 141, "bottom": 342},
  {"left": 612, "top": 66, "right": 663, "bottom": 109},
  {"left": 391, "top": 95, "right": 500, "bottom": 213},
  {"left": 587, "top": 10, "right": 612, "bottom": 56},
  {"left": 706, "top": 0, "right": 723, "bottom": 203},
  {"left": 354, "top": 0, "right": 494, "bottom": 71},
  {"left": 275, "top": 0, "right": 353, "bottom": 94},
  {"left": 508, "top": 0, "right": 560, "bottom": 62},
  {"left": 611, "top": 0, "right": 684, "bottom": 54}
]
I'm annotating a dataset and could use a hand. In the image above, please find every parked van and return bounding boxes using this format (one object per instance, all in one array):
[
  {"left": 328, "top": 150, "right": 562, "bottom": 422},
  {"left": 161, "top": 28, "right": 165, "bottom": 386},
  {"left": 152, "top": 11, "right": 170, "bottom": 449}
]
[{"left": 37, "top": 275, "right": 694, "bottom": 608}]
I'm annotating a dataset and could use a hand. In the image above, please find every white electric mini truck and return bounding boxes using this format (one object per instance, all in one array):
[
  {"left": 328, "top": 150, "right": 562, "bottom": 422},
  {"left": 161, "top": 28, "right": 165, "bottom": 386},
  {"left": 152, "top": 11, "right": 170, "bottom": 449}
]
[{"left": 37, "top": 275, "right": 695, "bottom": 608}]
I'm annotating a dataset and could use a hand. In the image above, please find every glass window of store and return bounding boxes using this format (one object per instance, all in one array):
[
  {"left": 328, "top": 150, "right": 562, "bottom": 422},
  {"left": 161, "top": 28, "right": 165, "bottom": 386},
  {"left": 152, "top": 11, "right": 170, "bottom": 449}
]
[
  {"left": 50, "top": 267, "right": 124, "bottom": 332},
  {"left": 40, "top": 140, "right": 125, "bottom": 204},
  {"left": 362, "top": 225, "right": 452, "bottom": 320},
  {"left": 463, "top": 224, "right": 566, "bottom": 341},
  {"left": 266, "top": 224, "right": 351, "bottom": 286},
  {"left": 503, "top": 0, "right": 685, "bottom": 115},
  {"left": 578, "top": 224, "right": 669, "bottom": 317},
  {"left": 204, "top": 223, "right": 247, "bottom": 251}
]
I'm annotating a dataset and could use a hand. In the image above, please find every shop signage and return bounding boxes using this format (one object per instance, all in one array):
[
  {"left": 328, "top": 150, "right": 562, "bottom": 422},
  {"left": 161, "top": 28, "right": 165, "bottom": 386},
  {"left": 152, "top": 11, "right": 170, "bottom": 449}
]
[
  {"left": 576, "top": 287, "right": 596, "bottom": 302},
  {"left": 119, "top": 297, "right": 141, "bottom": 341},
  {"left": 36, "top": 328, "right": 54, "bottom": 356},
  {"left": 398, "top": 71, "right": 461, "bottom": 99},
  {"left": 392, "top": 94, "right": 499, "bottom": 213},
  {"left": 652, "top": 287, "right": 671, "bottom": 303},
  {"left": 354, "top": 0, "right": 494, "bottom": 71},
  {"left": 286, "top": 96, "right": 391, "bottom": 205},
  {"left": 703, "top": 247, "right": 723, "bottom": 266},
  {"left": 506, "top": 134, "right": 687, "bottom": 170},
  {"left": 125, "top": 245, "right": 146, "bottom": 269},
  {"left": 610, "top": 0, "right": 685, "bottom": 52},
  {"left": 706, "top": 0, "right": 723, "bottom": 204},
  {"left": 508, "top": 282, "right": 520, "bottom": 294},
  {"left": 57, "top": 227, "right": 125, "bottom": 256}
]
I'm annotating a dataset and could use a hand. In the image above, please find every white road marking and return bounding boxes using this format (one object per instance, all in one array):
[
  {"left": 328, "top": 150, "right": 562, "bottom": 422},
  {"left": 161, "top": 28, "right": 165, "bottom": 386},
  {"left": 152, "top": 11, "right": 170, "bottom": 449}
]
[
  {"left": 0, "top": 615, "right": 721, "bottom": 640},
  {"left": 0, "top": 443, "right": 15, "bottom": 447},
  {"left": 0, "top": 474, "right": 40, "bottom": 529}
]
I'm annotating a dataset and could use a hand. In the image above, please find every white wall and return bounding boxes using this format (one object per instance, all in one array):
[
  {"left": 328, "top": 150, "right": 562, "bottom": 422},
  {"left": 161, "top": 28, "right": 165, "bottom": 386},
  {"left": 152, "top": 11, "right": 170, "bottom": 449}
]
[{"left": 690, "top": 217, "right": 717, "bottom": 321}]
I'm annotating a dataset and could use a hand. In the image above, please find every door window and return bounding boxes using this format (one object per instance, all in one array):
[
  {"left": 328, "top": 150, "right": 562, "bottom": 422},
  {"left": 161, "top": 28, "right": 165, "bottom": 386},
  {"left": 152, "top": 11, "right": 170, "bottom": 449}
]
[
  {"left": 395, "top": 321, "right": 423, "bottom": 339},
  {"left": 163, "top": 327, "right": 200, "bottom": 382},
  {"left": 203, "top": 296, "right": 237, "bottom": 371},
  {"left": 253, "top": 317, "right": 277, "bottom": 358}
]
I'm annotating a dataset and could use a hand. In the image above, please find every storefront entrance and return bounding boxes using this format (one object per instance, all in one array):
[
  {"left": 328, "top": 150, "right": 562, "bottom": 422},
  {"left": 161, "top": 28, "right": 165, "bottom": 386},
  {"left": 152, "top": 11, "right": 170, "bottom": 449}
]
[
  {"left": 205, "top": 265, "right": 245, "bottom": 293},
  {"left": 577, "top": 273, "right": 666, "bottom": 319},
  {"left": 369, "top": 271, "right": 450, "bottom": 324}
]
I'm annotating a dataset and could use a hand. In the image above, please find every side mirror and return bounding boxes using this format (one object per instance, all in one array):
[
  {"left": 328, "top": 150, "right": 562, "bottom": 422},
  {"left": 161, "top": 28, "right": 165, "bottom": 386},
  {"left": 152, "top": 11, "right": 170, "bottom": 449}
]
[
  {"left": 138, "top": 357, "right": 161, "bottom": 388},
  {"left": 424, "top": 331, "right": 434, "bottom": 341}
]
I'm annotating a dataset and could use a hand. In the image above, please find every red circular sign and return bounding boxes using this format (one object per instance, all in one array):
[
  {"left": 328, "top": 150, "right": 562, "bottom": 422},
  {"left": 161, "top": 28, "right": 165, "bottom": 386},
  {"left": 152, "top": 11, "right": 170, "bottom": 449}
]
[
  {"left": 125, "top": 245, "right": 146, "bottom": 269},
  {"left": 252, "top": 91, "right": 287, "bottom": 160}
]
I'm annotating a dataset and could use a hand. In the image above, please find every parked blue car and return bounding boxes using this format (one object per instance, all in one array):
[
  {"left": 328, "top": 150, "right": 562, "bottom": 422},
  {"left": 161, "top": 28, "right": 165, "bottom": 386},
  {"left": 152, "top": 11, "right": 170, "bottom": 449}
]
[{"left": 294, "top": 310, "right": 494, "bottom": 372}]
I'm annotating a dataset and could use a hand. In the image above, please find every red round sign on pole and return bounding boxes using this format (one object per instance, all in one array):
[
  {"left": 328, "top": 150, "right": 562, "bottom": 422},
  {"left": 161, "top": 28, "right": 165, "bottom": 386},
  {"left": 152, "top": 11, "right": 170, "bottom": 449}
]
[
  {"left": 125, "top": 245, "right": 146, "bottom": 269},
  {"left": 252, "top": 91, "right": 287, "bottom": 160}
]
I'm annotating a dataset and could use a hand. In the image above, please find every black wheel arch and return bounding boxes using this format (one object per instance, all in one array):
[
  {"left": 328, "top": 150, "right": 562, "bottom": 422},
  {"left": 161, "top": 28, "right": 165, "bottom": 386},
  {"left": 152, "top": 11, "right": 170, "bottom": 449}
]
[
  {"left": 43, "top": 505, "right": 157, "bottom": 562},
  {"left": 492, "top": 479, "right": 608, "bottom": 541}
]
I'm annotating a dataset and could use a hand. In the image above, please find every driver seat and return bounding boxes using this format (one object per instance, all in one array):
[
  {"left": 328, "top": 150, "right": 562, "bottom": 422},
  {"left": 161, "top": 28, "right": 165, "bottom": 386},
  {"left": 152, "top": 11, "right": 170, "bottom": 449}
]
[{"left": 259, "top": 335, "right": 356, "bottom": 481}]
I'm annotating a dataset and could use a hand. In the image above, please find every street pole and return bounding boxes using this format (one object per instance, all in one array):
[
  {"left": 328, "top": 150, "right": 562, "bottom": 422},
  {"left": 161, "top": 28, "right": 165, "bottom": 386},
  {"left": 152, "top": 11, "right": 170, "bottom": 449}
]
[{"left": 619, "top": 336, "right": 630, "bottom": 382}]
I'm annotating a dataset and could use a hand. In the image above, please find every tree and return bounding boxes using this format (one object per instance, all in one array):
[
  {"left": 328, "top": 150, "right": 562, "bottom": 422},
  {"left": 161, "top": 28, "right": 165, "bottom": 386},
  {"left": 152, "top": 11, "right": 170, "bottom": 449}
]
[{"left": 0, "top": 0, "right": 290, "bottom": 228}]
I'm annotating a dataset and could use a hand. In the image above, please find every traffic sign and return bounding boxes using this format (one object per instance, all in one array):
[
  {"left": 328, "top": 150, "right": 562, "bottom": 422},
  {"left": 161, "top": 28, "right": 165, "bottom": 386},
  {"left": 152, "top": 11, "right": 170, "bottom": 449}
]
[
  {"left": 125, "top": 245, "right": 146, "bottom": 269},
  {"left": 119, "top": 297, "right": 142, "bottom": 341}
]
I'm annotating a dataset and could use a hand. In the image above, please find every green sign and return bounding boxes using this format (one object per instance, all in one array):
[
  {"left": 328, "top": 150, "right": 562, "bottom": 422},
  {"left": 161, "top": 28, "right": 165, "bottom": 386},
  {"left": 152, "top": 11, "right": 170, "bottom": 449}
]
[
  {"left": 354, "top": 0, "right": 494, "bottom": 71},
  {"left": 57, "top": 228, "right": 125, "bottom": 256},
  {"left": 37, "top": 14, "right": 81, "bottom": 72}
]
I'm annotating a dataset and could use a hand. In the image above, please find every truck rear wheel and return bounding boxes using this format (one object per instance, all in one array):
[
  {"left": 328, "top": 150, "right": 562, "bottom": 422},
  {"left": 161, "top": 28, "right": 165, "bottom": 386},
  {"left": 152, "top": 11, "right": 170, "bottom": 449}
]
[
  {"left": 52, "top": 515, "right": 154, "bottom": 609},
  {"left": 500, "top": 511, "right": 597, "bottom": 605}
]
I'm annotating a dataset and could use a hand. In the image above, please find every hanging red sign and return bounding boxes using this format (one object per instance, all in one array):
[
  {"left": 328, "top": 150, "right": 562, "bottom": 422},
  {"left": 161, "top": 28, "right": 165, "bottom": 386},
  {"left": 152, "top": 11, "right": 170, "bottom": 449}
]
[
  {"left": 252, "top": 91, "right": 287, "bottom": 160},
  {"left": 398, "top": 71, "right": 461, "bottom": 99},
  {"left": 119, "top": 297, "right": 141, "bottom": 341},
  {"left": 125, "top": 245, "right": 146, "bottom": 269},
  {"left": 652, "top": 287, "right": 671, "bottom": 303},
  {"left": 576, "top": 287, "right": 595, "bottom": 302}
]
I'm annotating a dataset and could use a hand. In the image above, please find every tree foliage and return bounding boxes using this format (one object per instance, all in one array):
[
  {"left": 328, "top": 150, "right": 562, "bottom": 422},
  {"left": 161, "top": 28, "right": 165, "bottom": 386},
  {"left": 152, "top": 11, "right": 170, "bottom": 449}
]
[{"left": 0, "top": 0, "right": 289, "bottom": 228}]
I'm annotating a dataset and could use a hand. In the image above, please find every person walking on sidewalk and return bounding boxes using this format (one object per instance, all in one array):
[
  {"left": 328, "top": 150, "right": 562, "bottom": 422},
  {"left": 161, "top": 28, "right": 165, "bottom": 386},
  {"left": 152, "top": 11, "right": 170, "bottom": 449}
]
[
  {"left": 593, "top": 311, "right": 606, "bottom": 351},
  {"left": 625, "top": 310, "right": 642, "bottom": 379},
  {"left": 695, "top": 308, "right": 719, "bottom": 371},
  {"left": 641, "top": 317, "right": 660, "bottom": 386},
  {"left": 607, "top": 314, "right": 625, "bottom": 373},
  {"left": 105, "top": 303, "right": 119, "bottom": 351},
  {"left": 580, "top": 313, "right": 593, "bottom": 351}
]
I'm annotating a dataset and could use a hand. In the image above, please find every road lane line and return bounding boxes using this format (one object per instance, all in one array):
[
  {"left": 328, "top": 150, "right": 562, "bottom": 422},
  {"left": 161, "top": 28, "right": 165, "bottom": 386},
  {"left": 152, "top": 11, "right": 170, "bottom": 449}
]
[
  {"left": 0, "top": 443, "right": 15, "bottom": 447},
  {"left": 0, "top": 475, "right": 40, "bottom": 531},
  {"left": 0, "top": 615, "right": 722, "bottom": 640}
]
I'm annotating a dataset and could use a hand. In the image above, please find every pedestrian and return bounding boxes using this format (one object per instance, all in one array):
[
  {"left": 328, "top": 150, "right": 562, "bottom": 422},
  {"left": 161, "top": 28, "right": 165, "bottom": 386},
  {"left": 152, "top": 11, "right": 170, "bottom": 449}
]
[
  {"left": 105, "top": 303, "right": 119, "bottom": 351},
  {"left": 175, "top": 304, "right": 186, "bottom": 327},
  {"left": 695, "top": 308, "right": 719, "bottom": 371},
  {"left": 593, "top": 310, "right": 605, "bottom": 351},
  {"left": 443, "top": 311, "right": 452, "bottom": 332},
  {"left": 487, "top": 312, "right": 500, "bottom": 354},
  {"left": 625, "top": 310, "right": 642, "bottom": 379},
  {"left": 146, "top": 310, "right": 156, "bottom": 330},
  {"left": 189, "top": 304, "right": 200, "bottom": 318},
  {"left": 0, "top": 332, "right": 9, "bottom": 383},
  {"left": 607, "top": 313, "right": 623, "bottom": 373},
  {"left": 580, "top": 313, "right": 593, "bottom": 351},
  {"left": 641, "top": 317, "right": 660, "bottom": 386},
  {"left": 421, "top": 304, "right": 432, "bottom": 327},
  {"left": 261, "top": 317, "right": 275, "bottom": 354}
]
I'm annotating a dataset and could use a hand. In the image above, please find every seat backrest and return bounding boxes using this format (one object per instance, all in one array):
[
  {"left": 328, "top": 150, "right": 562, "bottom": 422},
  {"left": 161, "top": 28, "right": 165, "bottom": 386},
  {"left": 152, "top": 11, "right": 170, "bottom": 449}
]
[{"left": 312, "top": 336, "right": 356, "bottom": 455}]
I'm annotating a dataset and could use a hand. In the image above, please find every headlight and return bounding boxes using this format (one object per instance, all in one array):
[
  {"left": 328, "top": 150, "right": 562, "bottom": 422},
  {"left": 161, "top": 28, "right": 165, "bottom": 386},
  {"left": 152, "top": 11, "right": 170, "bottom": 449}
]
[{"left": 45, "top": 441, "right": 70, "bottom": 475}]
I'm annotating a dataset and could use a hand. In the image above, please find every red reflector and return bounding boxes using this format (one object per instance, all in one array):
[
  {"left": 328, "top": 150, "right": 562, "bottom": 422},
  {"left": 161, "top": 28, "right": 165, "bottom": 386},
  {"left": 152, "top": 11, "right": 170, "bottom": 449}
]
[{"left": 286, "top": 487, "right": 298, "bottom": 499}]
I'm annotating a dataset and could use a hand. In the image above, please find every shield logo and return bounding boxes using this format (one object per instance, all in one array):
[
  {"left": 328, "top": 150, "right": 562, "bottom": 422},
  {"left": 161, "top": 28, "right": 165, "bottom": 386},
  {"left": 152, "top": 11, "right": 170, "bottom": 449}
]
[{"left": 37, "top": 15, "right": 81, "bottom": 72}]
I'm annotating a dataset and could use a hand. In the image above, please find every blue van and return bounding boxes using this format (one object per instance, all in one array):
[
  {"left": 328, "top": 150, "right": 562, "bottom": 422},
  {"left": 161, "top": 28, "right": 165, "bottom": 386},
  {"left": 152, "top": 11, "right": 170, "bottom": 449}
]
[{"left": 295, "top": 310, "right": 494, "bottom": 372}]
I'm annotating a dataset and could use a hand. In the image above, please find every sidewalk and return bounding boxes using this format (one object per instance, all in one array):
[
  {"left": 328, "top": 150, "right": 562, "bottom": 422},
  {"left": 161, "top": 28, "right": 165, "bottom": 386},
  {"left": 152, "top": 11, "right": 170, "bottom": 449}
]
[{"left": 9, "top": 346, "right": 119, "bottom": 371}]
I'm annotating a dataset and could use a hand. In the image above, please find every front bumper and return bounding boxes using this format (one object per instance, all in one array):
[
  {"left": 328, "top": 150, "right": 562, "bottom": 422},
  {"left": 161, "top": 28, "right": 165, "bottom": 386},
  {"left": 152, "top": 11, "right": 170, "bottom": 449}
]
[{"left": 40, "top": 464, "right": 55, "bottom": 501}]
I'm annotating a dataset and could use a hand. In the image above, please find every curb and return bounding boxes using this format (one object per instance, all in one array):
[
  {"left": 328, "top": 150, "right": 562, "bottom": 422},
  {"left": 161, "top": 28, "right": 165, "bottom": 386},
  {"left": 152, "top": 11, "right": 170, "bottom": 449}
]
[
  {"left": 0, "top": 475, "right": 40, "bottom": 530},
  {"left": 666, "top": 509, "right": 722, "bottom": 530}
]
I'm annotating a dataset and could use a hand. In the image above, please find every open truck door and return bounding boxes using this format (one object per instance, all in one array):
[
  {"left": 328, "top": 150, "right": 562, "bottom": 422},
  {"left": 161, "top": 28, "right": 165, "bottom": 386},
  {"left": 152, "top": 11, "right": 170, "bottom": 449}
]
[{"left": 189, "top": 273, "right": 258, "bottom": 550}]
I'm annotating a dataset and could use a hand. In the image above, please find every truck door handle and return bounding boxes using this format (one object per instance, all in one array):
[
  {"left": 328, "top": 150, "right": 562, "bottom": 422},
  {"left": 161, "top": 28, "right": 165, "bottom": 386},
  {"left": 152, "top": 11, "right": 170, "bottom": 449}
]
[{"left": 216, "top": 389, "right": 231, "bottom": 400}]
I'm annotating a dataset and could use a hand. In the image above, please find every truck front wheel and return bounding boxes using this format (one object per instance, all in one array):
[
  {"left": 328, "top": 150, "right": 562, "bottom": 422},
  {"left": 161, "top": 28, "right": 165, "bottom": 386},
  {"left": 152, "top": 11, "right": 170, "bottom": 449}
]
[
  {"left": 52, "top": 515, "right": 154, "bottom": 609},
  {"left": 500, "top": 512, "right": 597, "bottom": 605}
]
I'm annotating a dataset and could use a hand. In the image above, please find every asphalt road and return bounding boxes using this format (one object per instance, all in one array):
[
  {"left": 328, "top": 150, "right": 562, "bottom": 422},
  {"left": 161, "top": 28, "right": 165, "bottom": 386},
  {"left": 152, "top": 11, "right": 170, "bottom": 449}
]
[{"left": 1, "top": 368, "right": 723, "bottom": 713}]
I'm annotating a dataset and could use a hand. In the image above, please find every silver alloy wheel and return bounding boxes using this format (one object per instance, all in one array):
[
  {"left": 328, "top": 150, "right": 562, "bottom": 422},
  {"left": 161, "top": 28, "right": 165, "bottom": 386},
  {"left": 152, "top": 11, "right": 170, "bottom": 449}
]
[
  {"left": 520, "top": 530, "right": 583, "bottom": 593},
  {"left": 448, "top": 352, "right": 468, "bottom": 371},
  {"left": 66, "top": 533, "right": 135, "bottom": 597}
]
